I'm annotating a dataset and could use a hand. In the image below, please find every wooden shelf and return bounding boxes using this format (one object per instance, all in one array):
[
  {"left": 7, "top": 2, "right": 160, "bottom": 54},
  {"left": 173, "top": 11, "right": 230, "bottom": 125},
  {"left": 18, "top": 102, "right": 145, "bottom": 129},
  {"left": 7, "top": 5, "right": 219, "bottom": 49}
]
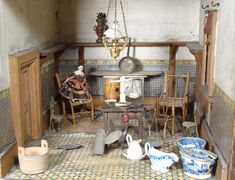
[
  {"left": 68, "top": 41, "right": 197, "bottom": 48},
  {"left": 40, "top": 44, "right": 66, "bottom": 57},
  {"left": 186, "top": 42, "right": 203, "bottom": 54},
  {"left": 90, "top": 70, "right": 163, "bottom": 77}
]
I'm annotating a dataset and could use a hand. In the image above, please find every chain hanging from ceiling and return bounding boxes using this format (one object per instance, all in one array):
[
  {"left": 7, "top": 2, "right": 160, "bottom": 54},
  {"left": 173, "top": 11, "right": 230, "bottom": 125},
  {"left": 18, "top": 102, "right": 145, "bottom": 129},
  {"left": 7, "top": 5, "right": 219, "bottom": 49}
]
[{"left": 102, "top": 0, "right": 129, "bottom": 58}]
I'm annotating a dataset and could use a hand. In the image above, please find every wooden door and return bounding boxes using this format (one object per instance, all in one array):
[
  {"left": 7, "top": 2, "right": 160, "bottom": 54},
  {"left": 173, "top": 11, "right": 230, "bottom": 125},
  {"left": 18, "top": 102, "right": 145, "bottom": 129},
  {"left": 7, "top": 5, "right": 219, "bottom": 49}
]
[{"left": 9, "top": 49, "right": 42, "bottom": 146}]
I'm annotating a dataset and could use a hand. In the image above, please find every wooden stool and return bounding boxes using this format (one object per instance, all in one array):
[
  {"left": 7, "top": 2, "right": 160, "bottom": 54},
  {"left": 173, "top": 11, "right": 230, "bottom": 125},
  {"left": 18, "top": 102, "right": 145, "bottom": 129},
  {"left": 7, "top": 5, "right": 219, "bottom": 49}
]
[
  {"left": 182, "top": 121, "right": 199, "bottom": 137},
  {"left": 182, "top": 100, "right": 199, "bottom": 137}
]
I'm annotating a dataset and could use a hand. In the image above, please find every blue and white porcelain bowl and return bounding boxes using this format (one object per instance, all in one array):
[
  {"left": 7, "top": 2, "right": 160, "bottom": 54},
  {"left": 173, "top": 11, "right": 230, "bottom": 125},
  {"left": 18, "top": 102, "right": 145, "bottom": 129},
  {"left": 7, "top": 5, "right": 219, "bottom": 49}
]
[
  {"left": 180, "top": 148, "right": 217, "bottom": 179},
  {"left": 177, "top": 137, "right": 206, "bottom": 151}
]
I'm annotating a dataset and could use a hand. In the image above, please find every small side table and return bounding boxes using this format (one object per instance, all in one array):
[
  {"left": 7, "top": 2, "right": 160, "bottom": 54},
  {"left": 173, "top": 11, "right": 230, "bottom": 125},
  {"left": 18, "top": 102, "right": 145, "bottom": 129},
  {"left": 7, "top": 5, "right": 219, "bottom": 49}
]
[{"left": 101, "top": 103, "right": 146, "bottom": 139}]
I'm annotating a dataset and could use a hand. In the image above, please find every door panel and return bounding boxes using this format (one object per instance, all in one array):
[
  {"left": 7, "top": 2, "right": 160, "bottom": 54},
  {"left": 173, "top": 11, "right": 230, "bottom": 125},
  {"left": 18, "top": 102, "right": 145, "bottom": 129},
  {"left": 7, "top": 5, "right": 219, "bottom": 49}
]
[{"left": 20, "top": 66, "right": 32, "bottom": 145}]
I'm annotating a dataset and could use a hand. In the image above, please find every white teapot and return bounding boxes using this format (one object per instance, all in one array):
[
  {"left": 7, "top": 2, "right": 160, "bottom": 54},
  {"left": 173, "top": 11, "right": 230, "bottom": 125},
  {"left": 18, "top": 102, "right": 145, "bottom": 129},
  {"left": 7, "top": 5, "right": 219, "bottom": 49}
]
[{"left": 122, "top": 134, "right": 145, "bottom": 161}]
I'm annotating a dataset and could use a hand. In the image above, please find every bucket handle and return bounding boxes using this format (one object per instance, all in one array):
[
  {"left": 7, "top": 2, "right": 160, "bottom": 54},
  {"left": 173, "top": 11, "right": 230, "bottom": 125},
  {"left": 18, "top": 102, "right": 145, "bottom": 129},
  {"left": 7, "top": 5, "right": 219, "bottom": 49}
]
[
  {"left": 18, "top": 146, "right": 25, "bottom": 157},
  {"left": 41, "top": 140, "right": 48, "bottom": 150}
]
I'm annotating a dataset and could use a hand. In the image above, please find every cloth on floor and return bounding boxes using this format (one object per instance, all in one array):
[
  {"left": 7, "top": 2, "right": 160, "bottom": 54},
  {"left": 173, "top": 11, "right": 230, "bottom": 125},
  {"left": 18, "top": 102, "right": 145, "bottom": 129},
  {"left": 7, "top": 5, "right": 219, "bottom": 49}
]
[{"left": 57, "top": 144, "right": 83, "bottom": 150}]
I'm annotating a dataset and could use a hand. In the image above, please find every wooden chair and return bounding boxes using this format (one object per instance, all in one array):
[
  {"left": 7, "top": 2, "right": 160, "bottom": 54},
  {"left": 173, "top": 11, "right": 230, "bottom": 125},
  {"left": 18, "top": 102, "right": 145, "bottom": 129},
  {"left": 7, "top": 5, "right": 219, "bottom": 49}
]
[
  {"left": 156, "top": 99, "right": 175, "bottom": 138},
  {"left": 157, "top": 72, "right": 190, "bottom": 134},
  {"left": 55, "top": 73, "right": 67, "bottom": 122},
  {"left": 49, "top": 96, "right": 64, "bottom": 132},
  {"left": 55, "top": 73, "right": 94, "bottom": 125}
]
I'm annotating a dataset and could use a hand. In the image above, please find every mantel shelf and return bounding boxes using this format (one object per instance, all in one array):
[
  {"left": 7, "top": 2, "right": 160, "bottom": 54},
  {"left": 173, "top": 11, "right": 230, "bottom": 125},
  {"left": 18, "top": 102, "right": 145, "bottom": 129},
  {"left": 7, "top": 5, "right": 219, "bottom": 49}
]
[
  {"left": 68, "top": 41, "right": 198, "bottom": 48},
  {"left": 40, "top": 44, "right": 66, "bottom": 57},
  {"left": 90, "top": 70, "right": 163, "bottom": 77}
]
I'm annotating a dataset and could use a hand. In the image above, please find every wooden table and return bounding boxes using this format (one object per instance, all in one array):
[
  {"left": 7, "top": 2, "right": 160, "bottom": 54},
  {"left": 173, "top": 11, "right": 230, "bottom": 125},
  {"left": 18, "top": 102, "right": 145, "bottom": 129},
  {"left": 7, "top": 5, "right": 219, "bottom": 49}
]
[{"left": 101, "top": 103, "right": 155, "bottom": 139}]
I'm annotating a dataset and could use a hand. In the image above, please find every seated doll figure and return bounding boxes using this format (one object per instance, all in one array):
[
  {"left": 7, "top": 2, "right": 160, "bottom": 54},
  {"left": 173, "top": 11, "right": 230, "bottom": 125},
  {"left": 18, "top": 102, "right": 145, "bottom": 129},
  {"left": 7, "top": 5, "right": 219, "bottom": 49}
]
[{"left": 59, "top": 65, "right": 90, "bottom": 101}]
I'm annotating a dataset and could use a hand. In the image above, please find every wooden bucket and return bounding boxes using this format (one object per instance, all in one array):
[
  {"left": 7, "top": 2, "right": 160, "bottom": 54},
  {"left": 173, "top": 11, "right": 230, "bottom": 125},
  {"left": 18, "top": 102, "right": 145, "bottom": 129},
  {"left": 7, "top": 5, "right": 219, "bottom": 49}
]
[
  {"left": 18, "top": 140, "right": 49, "bottom": 174},
  {"left": 104, "top": 77, "right": 120, "bottom": 100}
]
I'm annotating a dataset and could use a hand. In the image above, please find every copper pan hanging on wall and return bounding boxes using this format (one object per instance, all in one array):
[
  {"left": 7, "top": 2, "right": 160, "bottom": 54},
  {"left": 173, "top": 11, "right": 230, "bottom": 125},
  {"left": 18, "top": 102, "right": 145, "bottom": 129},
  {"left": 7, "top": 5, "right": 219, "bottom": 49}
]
[{"left": 118, "top": 38, "right": 136, "bottom": 74}]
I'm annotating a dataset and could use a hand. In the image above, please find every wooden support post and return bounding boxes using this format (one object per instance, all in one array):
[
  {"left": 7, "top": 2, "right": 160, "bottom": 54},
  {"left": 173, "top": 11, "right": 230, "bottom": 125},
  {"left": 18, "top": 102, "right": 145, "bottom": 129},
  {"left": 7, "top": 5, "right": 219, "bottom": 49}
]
[
  {"left": 207, "top": 11, "right": 218, "bottom": 96},
  {"left": 168, "top": 45, "right": 177, "bottom": 97},
  {"left": 194, "top": 52, "right": 203, "bottom": 98},
  {"left": 186, "top": 42, "right": 203, "bottom": 99},
  {"left": 78, "top": 47, "right": 84, "bottom": 65}
]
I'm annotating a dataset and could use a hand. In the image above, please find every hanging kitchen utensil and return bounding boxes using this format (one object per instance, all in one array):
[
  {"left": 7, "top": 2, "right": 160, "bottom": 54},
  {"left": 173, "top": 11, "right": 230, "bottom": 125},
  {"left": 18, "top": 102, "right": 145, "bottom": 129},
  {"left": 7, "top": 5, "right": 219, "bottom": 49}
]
[
  {"left": 128, "top": 79, "right": 141, "bottom": 98},
  {"left": 119, "top": 38, "right": 136, "bottom": 74}
]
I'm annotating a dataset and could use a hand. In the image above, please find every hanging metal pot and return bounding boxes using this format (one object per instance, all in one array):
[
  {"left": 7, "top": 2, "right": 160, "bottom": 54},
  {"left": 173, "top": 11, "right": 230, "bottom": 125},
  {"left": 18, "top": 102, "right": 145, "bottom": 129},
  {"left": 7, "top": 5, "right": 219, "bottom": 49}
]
[{"left": 118, "top": 38, "right": 136, "bottom": 74}]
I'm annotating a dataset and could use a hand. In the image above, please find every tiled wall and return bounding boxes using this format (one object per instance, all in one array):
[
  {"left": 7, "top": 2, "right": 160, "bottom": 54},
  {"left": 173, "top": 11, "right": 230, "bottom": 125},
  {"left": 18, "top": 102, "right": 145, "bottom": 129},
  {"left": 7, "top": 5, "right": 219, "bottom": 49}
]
[
  {"left": 40, "top": 55, "right": 56, "bottom": 113},
  {"left": 58, "top": 59, "right": 196, "bottom": 97},
  {"left": 0, "top": 89, "right": 15, "bottom": 151},
  {"left": 210, "top": 84, "right": 235, "bottom": 164}
]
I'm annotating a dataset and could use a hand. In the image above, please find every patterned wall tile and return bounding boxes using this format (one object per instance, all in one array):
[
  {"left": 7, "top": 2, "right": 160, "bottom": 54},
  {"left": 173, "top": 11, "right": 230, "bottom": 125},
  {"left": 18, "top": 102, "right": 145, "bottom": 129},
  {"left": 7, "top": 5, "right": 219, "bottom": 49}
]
[
  {"left": 59, "top": 59, "right": 196, "bottom": 98},
  {"left": 40, "top": 56, "right": 56, "bottom": 112},
  {"left": 215, "top": 84, "right": 235, "bottom": 113},
  {"left": 210, "top": 93, "right": 234, "bottom": 164},
  {"left": 0, "top": 89, "right": 15, "bottom": 150}
]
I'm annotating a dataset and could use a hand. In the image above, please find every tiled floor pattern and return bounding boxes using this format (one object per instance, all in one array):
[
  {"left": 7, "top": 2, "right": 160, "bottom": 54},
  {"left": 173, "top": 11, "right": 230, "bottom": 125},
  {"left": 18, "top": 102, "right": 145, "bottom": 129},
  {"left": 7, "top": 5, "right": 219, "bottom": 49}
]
[{"left": 5, "top": 118, "right": 215, "bottom": 180}]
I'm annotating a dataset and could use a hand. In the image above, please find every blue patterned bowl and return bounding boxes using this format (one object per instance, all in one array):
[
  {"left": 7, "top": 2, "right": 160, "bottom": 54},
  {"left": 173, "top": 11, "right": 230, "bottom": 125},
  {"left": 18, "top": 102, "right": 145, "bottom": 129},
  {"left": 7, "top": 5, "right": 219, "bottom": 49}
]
[
  {"left": 180, "top": 148, "right": 217, "bottom": 179},
  {"left": 177, "top": 137, "right": 206, "bottom": 151}
]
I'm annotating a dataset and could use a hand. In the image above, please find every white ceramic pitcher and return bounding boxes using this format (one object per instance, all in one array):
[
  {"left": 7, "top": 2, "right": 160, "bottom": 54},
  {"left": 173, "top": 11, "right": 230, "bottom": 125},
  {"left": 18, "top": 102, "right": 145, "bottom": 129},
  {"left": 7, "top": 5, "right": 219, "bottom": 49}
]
[
  {"left": 122, "top": 134, "right": 145, "bottom": 161},
  {"left": 145, "top": 142, "right": 178, "bottom": 173},
  {"left": 126, "top": 134, "right": 143, "bottom": 155}
]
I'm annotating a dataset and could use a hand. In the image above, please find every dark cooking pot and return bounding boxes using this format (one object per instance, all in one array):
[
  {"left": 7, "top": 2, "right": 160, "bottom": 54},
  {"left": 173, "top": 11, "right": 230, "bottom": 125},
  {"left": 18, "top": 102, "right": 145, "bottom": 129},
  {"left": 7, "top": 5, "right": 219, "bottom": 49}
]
[{"left": 119, "top": 38, "right": 136, "bottom": 74}]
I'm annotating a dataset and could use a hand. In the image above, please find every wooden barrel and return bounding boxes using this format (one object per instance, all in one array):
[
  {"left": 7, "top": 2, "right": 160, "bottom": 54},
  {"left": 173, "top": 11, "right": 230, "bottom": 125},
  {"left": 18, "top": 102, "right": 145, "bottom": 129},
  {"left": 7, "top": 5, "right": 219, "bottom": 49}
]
[{"left": 104, "top": 77, "right": 120, "bottom": 100}]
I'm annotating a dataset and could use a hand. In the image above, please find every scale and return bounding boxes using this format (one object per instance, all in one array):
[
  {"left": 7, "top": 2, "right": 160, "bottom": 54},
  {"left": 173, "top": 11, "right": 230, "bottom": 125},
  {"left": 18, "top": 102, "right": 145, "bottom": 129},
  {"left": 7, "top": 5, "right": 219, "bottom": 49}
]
[{"left": 107, "top": 77, "right": 142, "bottom": 107}]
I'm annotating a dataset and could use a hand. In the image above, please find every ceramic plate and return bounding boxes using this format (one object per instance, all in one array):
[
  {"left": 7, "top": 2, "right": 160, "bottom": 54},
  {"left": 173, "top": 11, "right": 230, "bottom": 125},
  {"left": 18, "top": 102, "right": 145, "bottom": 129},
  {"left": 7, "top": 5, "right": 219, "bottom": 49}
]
[
  {"left": 122, "top": 149, "right": 145, "bottom": 161},
  {"left": 104, "top": 130, "right": 122, "bottom": 145},
  {"left": 115, "top": 102, "right": 131, "bottom": 107},
  {"left": 104, "top": 99, "right": 117, "bottom": 104}
]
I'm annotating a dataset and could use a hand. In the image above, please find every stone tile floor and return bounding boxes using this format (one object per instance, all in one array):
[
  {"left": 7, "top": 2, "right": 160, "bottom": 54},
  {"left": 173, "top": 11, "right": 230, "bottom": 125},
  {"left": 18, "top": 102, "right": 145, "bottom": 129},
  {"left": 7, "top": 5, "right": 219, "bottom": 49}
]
[{"left": 4, "top": 113, "right": 215, "bottom": 180}]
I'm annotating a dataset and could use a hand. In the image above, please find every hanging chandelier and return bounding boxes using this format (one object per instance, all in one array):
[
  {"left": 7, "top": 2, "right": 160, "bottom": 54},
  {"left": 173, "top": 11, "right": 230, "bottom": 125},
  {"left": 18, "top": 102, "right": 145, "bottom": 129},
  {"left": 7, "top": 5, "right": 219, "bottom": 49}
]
[{"left": 102, "top": 0, "right": 128, "bottom": 59}]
